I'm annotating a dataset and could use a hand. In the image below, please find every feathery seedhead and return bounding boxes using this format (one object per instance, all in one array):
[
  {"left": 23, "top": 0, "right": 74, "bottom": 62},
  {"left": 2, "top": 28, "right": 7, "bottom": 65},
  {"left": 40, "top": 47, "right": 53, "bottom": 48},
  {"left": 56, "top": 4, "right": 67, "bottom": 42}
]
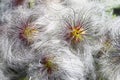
[
  {"left": 102, "top": 39, "right": 112, "bottom": 52},
  {"left": 40, "top": 55, "right": 58, "bottom": 74},
  {"left": 57, "top": 8, "right": 96, "bottom": 47},
  {"left": 67, "top": 25, "right": 86, "bottom": 43},
  {"left": 99, "top": 51, "right": 120, "bottom": 80},
  {"left": 19, "top": 26, "right": 39, "bottom": 44}
]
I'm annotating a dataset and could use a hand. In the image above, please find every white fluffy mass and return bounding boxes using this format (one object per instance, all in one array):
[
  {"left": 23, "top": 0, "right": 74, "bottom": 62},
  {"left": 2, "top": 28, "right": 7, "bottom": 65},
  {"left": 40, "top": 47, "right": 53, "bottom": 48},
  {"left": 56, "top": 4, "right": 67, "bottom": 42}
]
[{"left": 0, "top": 0, "right": 120, "bottom": 80}]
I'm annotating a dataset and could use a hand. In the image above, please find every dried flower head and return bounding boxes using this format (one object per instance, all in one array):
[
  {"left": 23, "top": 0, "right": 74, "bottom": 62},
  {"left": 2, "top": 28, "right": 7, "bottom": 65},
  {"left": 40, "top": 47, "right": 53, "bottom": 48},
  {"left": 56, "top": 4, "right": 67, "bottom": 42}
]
[
  {"left": 99, "top": 52, "right": 120, "bottom": 80},
  {"left": 40, "top": 55, "right": 58, "bottom": 74},
  {"left": 66, "top": 24, "right": 86, "bottom": 44},
  {"left": 19, "top": 25, "right": 39, "bottom": 44},
  {"left": 7, "top": 7, "right": 45, "bottom": 46},
  {"left": 101, "top": 36, "right": 113, "bottom": 53},
  {"left": 28, "top": 40, "right": 85, "bottom": 80},
  {"left": 53, "top": 8, "right": 99, "bottom": 53},
  {"left": 1, "top": 9, "right": 46, "bottom": 71}
]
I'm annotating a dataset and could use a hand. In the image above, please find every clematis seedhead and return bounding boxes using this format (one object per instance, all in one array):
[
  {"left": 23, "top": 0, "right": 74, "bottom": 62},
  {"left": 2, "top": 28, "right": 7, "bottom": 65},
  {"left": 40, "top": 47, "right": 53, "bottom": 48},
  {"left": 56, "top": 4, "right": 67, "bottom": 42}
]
[
  {"left": 40, "top": 55, "right": 58, "bottom": 74},
  {"left": 66, "top": 24, "right": 86, "bottom": 44},
  {"left": 19, "top": 26, "right": 39, "bottom": 44}
]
